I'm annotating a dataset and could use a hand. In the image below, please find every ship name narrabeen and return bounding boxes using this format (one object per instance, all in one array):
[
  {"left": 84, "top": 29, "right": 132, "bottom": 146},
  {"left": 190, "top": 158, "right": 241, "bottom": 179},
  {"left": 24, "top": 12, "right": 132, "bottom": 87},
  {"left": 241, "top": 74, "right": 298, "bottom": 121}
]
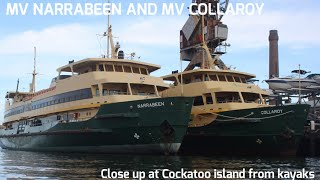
[
  {"left": 261, "top": 109, "right": 283, "bottom": 115},
  {"left": 137, "top": 102, "right": 165, "bottom": 108}
]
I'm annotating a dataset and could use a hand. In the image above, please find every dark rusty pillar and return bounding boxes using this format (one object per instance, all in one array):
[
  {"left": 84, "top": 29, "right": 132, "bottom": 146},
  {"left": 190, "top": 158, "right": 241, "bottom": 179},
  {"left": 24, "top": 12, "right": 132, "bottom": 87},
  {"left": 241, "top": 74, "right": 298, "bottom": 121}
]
[{"left": 269, "top": 30, "right": 279, "bottom": 79}]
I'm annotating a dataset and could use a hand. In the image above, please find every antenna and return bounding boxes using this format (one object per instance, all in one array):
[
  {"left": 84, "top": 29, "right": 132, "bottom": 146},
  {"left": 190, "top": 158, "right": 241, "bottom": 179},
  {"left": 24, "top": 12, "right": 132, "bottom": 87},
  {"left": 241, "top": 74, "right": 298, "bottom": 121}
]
[
  {"left": 30, "top": 47, "right": 37, "bottom": 93},
  {"left": 298, "top": 64, "right": 301, "bottom": 104},
  {"left": 180, "top": 55, "right": 184, "bottom": 96},
  {"left": 106, "top": 0, "right": 110, "bottom": 58},
  {"left": 16, "top": 79, "right": 20, "bottom": 93}
]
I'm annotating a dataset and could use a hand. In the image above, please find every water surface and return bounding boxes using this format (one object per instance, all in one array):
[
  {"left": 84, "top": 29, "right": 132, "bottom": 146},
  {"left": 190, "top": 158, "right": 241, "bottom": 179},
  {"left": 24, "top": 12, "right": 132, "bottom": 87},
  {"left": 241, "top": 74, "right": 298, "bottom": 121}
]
[{"left": 0, "top": 149, "right": 318, "bottom": 179}]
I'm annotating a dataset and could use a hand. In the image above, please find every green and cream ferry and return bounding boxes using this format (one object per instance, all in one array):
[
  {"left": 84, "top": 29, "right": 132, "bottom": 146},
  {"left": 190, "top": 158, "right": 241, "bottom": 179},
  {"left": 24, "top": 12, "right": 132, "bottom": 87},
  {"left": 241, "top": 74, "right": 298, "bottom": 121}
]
[
  {"left": 161, "top": 0, "right": 310, "bottom": 156},
  {"left": 0, "top": 26, "right": 193, "bottom": 154}
]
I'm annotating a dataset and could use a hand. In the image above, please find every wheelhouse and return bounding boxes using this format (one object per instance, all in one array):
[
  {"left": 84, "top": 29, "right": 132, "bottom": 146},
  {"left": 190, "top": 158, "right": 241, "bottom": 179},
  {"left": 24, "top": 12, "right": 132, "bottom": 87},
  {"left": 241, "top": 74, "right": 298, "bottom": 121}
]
[{"left": 162, "top": 69, "right": 269, "bottom": 108}]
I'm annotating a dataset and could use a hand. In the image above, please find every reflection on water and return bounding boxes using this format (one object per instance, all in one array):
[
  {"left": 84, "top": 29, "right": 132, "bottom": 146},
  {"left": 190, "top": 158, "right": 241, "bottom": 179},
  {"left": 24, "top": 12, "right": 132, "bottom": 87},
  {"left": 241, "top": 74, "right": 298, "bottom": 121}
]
[{"left": 0, "top": 149, "right": 318, "bottom": 179}]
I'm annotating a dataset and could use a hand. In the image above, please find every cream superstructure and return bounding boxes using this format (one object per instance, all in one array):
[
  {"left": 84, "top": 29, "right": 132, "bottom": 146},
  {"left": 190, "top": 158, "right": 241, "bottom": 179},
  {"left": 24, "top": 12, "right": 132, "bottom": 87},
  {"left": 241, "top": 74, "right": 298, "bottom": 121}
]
[
  {"left": 4, "top": 25, "right": 169, "bottom": 127},
  {"left": 4, "top": 57, "right": 168, "bottom": 125},
  {"left": 161, "top": 68, "right": 270, "bottom": 127}
]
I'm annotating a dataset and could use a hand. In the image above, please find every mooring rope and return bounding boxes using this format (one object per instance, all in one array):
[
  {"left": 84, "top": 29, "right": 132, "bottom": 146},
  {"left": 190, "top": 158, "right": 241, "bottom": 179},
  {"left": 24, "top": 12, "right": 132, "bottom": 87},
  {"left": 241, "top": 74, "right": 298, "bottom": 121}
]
[{"left": 193, "top": 106, "right": 294, "bottom": 121}]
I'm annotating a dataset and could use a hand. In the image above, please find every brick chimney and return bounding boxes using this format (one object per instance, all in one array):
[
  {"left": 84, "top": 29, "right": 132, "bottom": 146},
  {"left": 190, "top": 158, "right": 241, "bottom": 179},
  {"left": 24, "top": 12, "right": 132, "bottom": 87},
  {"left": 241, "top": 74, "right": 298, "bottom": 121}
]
[{"left": 269, "top": 30, "right": 279, "bottom": 79}]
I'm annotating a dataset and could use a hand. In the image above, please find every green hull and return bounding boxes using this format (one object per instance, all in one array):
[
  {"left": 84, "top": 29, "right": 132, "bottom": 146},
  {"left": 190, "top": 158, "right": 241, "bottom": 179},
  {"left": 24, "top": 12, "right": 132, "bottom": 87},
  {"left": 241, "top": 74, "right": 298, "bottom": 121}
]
[
  {"left": 180, "top": 104, "right": 310, "bottom": 156},
  {"left": 0, "top": 97, "right": 193, "bottom": 154}
]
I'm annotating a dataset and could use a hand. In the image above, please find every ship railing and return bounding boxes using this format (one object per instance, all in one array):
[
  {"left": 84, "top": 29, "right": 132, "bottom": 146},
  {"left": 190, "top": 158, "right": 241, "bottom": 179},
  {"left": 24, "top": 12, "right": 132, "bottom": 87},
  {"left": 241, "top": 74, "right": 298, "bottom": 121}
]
[
  {"left": 217, "top": 99, "right": 242, "bottom": 103},
  {"left": 132, "top": 92, "right": 157, "bottom": 97},
  {"left": 244, "top": 100, "right": 257, "bottom": 103},
  {"left": 58, "top": 119, "right": 79, "bottom": 123},
  {"left": 106, "top": 91, "right": 130, "bottom": 96},
  {"left": 4, "top": 126, "right": 14, "bottom": 130},
  {"left": 58, "top": 118, "right": 90, "bottom": 124}
]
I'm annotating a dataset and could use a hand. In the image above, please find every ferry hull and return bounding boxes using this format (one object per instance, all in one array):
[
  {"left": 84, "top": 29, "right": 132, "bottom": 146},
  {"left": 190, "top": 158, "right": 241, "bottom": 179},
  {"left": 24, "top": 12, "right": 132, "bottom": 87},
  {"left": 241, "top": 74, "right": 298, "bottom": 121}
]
[
  {"left": 0, "top": 97, "right": 193, "bottom": 155},
  {"left": 179, "top": 104, "right": 310, "bottom": 156}
]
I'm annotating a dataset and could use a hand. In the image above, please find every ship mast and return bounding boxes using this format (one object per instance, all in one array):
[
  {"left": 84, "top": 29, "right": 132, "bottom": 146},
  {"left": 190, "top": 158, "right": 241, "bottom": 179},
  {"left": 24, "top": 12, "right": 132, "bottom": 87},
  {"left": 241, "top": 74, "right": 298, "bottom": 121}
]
[
  {"left": 106, "top": 0, "right": 110, "bottom": 58},
  {"left": 30, "top": 47, "right": 37, "bottom": 93},
  {"left": 16, "top": 79, "right": 20, "bottom": 93},
  {"left": 13, "top": 78, "right": 20, "bottom": 101},
  {"left": 104, "top": 0, "right": 120, "bottom": 59}
]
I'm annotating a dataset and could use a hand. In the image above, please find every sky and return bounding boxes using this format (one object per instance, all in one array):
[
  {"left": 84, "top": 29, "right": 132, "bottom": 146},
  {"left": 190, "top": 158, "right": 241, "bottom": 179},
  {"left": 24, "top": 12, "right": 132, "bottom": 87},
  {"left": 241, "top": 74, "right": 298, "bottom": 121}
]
[{"left": 0, "top": 0, "right": 319, "bottom": 122}]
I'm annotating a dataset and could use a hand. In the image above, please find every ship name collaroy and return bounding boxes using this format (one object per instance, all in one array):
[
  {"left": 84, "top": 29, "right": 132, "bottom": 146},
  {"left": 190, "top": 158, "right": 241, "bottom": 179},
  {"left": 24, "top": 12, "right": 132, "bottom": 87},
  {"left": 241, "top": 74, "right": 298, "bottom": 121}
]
[
  {"left": 261, "top": 109, "right": 283, "bottom": 115},
  {"left": 137, "top": 102, "right": 165, "bottom": 108}
]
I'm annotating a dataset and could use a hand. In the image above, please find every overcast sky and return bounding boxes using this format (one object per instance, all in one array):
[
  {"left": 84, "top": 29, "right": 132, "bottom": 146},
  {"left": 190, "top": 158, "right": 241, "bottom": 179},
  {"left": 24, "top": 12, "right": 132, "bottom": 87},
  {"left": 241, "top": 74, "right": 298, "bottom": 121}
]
[{"left": 0, "top": 0, "right": 319, "bottom": 122}]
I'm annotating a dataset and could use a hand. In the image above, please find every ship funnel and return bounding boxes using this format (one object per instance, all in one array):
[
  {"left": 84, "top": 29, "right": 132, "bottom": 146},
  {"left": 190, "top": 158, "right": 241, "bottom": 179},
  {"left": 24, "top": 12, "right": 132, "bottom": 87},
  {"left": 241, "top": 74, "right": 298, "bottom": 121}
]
[{"left": 269, "top": 30, "right": 279, "bottom": 79}]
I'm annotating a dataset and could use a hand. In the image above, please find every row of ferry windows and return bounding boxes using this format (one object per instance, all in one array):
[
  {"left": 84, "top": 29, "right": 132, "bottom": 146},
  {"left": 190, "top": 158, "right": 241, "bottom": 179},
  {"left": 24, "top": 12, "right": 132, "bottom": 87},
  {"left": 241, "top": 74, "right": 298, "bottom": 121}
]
[
  {"left": 4, "top": 89, "right": 92, "bottom": 118},
  {"left": 97, "top": 64, "right": 149, "bottom": 75},
  {"left": 93, "top": 83, "right": 158, "bottom": 97},
  {"left": 181, "top": 74, "right": 247, "bottom": 84},
  {"left": 193, "top": 92, "right": 263, "bottom": 106}
]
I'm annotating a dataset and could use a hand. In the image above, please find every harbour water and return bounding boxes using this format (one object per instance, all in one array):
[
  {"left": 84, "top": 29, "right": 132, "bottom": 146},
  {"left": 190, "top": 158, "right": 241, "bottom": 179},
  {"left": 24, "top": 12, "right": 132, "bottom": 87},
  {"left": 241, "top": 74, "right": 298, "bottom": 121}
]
[{"left": 0, "top": 149, "right": 319, "bottom": 179}]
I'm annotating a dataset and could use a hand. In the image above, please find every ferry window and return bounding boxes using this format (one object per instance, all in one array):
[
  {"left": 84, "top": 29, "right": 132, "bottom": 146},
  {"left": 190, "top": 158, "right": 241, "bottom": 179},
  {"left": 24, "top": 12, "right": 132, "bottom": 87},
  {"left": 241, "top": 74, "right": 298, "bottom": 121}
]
[
  {"left": 216, "top": 92, "right": 241, "bottom": 103},
  {"left": 74, "top": 95, "right": 80, "bottom": 100},
  {"left": 131, "top": 84, "right": 156, "bottom": 96},
  {"left": 133, "top": 67, "right": 140, "bottom": 74},
  {"left": 184, "top": 78, "right": 191, "bottom": 84},
  {"left": 204, "top": 74, "right": 210, "bottom": 81},
  {"left": 194, "top": 96, "right": 204, "bottom": 106},
  {"left": 103, "top": 89, "right": 108, "bottom": 96},
  {"left": 140, "top": 68, "right": 148, "bottom": 75},
  {"left": 105, "top": 64, "right": 114, "bottom": 72},
  {"left": 240, "top": 77, "right": 246, "bottom": 83},
  {"left": 114, "top": 65, "right": 123, "bottom": 72},
  {"left": 123, "top": 66, "right": 132, "bottom": 73},
  {"left": 242, "top": 92, "right": 260, "bottom": 103},
  {"left": 102, "top": 83, "right": 129, "bottom": 95},
  {"left": 204, "top": 93, "right": 213, "bottom": 104},
  {"left": 110, "top": 90, "right": 121, "bottom": 95},
  {"left": 209, "top": 75, "right": 218, "bottom": 81},
  {"left": 54, "top": 99, "right": 58, "bottom": 104},
  {"left": 226, "top": 75, "right": 234, "bottom": 82},
  {"left": 218, "top": 75, "right": 227, "bottom": 82},
  {"left": 193, "top": 75, "right": 202, "bottom": 82},
  {"left": 157, "top": 86, "right": 168, "bottom": 93},
  {"left": 92, "top": 85, "right": 100, "bottom": 97},
  {"left": 63, "top": 114, "right": 69, "bottom": 121},
  {"left": 234, "top": 76, "right": 241, "bottom": 83},
  {"left": 137, "top": 92, "right": 146, "bottom": 95},
  {"left": 98, "top": 64, "right": 104, "bottom": 71}
]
